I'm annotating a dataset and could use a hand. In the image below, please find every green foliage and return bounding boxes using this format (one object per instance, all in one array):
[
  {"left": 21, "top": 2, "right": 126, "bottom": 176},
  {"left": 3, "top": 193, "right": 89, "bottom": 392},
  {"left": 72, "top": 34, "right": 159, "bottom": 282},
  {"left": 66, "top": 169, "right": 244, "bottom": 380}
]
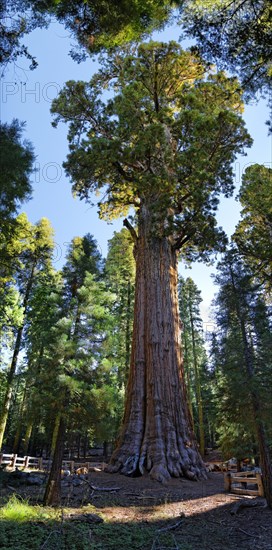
[
  {"left": 0, "top": 213, "right": 33, "bottom": 346},
  {"left": 52, "top": 41, "right": 251, "bottom": 262},
  {"left": 1, "top": 0, "right": 173, "bottom": 68},
  {"left": 233, "top": 164, "right": 272, "bottom": 293},
  {"left": 104, "top": 229, "right": 135, "bottom": 388},
  {"left": 211, "top": 249, "right": 272, "bottom": 458},
  {"left": 105, "top": 229, "right": 135, "bottom": 289},
  {"left": 62, "top": 234, "right": 103, "bottom": 290},
  {"left": 0, "top": 216, "right": 55, "bottom": 338},
  {"left": 28, "top": 0, "right": 172, "bottom": 56},
  {"left": 178, "top": 276, "right": 211, "bottom": 451},
  {"left": 21, "top": 233, "right": 119, "bottom": 455},
  {"left": 217, "top": 421, "right": 255, "bottom": 462},
  {"left": 0, "top": 1, "right": 45, "bottom": 68},
  {"left": 90, "top": 522, "right": 157, "bottom": 550},
  {"left": 0, "top": 495, "right": 192, "bottom": 550},
  {"left": 0, "top": 215, "right": 56, "bottom": 450},
  {"left": 0, "top": 495, "right": 52, "bottom": 523},
  {"left": 182, "top": 0, "right": 272, "bottom": 97},
  {"left": 0, "top": 496, "right": 93, "bottom": 549},
  {"left": 0, "top": 120, "right": 34, "bottom": 238}
]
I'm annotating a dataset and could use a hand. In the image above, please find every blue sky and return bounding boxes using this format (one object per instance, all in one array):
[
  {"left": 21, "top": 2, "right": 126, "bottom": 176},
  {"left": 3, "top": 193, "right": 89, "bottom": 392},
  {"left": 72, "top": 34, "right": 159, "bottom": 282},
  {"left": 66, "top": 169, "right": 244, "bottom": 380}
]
[{"left": 1, "top": 20, "right": 271, "bottom": 327}]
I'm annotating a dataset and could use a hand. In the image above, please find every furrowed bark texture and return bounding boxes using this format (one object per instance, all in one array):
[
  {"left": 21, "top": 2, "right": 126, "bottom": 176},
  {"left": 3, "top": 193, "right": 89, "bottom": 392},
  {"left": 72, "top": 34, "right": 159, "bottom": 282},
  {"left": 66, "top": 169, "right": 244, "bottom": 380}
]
[{"left": 107, "top": 206, "right": 206, "bottom": 482}]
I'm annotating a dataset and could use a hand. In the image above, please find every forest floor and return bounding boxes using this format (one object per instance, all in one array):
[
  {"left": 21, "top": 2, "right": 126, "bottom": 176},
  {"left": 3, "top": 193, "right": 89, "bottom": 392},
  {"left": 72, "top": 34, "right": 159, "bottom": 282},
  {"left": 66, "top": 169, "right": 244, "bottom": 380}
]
[{"left": 0, "top": 467, "right": 271, "bottom": 550}]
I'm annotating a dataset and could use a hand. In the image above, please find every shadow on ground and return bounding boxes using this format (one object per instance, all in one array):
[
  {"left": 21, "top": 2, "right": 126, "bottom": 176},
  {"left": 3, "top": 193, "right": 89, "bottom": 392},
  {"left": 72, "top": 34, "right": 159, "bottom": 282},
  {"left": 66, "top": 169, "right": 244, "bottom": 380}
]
[
  {"left": 0, "top": 471, "right": 271, "bottom": 550},
  {"left": 0, "top": 498, "right": 271, "bottom": 550}
]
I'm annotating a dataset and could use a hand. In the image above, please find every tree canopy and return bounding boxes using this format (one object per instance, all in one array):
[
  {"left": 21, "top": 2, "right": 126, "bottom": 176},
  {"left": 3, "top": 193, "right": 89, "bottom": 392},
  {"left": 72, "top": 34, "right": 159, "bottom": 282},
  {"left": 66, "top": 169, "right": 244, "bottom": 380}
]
[
  {"left": 0, "top": 0, "right": 174, "bottom": 67},
  {"left": 39, "top": 0, "right": 172, "bottom": 56},
  {"left": 51, "top": 41, "right": 252, "bottom": 261},
  {"left": 233, "top": 164, "right": 272, "bottom": 293},
  {"left": 0, "top": 120, "right": 34, "bottom": 231},
  {"left": 0, "top": 0, "right": 47, "bottom": 68},
  {"left": 181, "top": 0, "right": 272, "bottom": 97}
]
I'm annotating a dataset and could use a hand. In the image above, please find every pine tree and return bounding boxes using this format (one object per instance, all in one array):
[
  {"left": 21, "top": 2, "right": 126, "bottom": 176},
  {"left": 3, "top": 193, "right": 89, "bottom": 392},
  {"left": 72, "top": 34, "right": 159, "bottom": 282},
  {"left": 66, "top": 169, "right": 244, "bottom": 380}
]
[
  {"left": 43, "top": 235, "right": 113, "bottom": 505},
  {"left": 17, "top": 268, "right": 63, "bottom": 455},
  {"left": 178, "top": 276, "right": 210, "bottom": 456},
  {"left": 0, "top": 217, "right": 55, "bottom": 450},
  {"left": 0, "top": 213, "right": 33, "bottom": 346},
  {"left": 213, "top": 250, "right": 272, "bottom": 506},
  {"left": 0, "top": 120, "right": 34, "bottom": 228},
  {"left": 233, "top": 164, "right": 272, "bottom": 294},
  {"left": 104, "top": 229, "right": 135, "bottom": 388}
]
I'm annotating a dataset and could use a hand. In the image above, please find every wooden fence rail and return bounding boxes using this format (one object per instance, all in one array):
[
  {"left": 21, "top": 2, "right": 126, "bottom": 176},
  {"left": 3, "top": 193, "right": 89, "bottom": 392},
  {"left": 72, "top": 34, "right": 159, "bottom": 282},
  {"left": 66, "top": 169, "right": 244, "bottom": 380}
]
[
  {"left": 224, "top": 470, "right": 264, "bottom": 497},
  {"left": 0, "top": 453, "right": 101, "bottom": 472}
]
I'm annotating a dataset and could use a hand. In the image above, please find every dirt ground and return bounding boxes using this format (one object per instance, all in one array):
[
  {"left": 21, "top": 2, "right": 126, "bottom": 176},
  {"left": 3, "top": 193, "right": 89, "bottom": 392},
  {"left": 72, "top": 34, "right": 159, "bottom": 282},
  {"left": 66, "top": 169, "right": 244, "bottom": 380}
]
[{"left": 1, "top": 468, "right": 271, "bottom": 550}]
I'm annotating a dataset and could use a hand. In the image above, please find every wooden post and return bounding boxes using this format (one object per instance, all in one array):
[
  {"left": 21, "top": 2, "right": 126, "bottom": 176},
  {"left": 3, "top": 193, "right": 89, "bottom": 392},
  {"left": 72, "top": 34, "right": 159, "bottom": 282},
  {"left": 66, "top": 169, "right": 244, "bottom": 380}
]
[
  {"left": 0, "top": 453, "right": 3, "bottom": 466},
  {"left": 11, "top": 454, "right": 17, "bottom": 469},
  {"left": 256, "top": 473, "right": 264, "bottom": 497},
  {"left": 38, "top": 457, "right": 43, "bottom": 470},
  {"left": 24, "top": 456, "right": 29, "bottom": 468},
  {"left": 70, "top": 460, "right": 75, "bottom": 473},
  {"left": 224, "top": 472, "right": 232, "bottom": 492}
]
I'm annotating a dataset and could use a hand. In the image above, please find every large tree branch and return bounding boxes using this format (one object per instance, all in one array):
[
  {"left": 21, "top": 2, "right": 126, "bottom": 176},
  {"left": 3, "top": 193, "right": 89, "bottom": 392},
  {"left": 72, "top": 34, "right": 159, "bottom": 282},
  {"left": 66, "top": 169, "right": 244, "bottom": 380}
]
[
  {"left": 123, "top": 218, "right": 138, "bottom": 244},
  {"left": 174, "top": 233, "right": 192, "bottom": 250},
  {"left": 113, "top": 161, "right": 134, "bottom": 182},
  {"left": 174, "top": 192, "right": 192, "bottom": 214}
]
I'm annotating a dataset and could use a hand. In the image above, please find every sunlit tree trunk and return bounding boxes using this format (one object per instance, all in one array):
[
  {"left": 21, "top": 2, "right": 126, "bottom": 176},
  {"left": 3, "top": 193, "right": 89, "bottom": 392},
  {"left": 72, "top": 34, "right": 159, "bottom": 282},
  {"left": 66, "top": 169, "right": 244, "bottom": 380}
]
[
  {"left": 23, "top": 420, "right": 33, "bottom": 455},
  {"left": 43, "top": 415, "right": 65, "bottom": 506},
  {"left": 107, "top": 206, "right": 206, "bottom": 482},
  {"left": 13, "top": 382, "right": 28, "bottom": 453},
  {"left": 50, "top": 412, "right": 61, "bottom": 459}
]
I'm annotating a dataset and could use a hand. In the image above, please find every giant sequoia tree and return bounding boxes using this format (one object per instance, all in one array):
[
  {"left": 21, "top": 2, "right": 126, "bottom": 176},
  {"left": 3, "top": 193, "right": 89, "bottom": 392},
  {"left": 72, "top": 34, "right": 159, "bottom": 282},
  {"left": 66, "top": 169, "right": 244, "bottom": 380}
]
[{"left": 52, "top": 42, "right": 251, "bottom": 482}]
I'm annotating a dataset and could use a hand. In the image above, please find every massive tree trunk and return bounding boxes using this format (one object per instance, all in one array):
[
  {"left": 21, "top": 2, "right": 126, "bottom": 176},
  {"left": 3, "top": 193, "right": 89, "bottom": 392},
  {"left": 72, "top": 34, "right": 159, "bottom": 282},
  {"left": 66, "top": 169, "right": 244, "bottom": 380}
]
[{"left": 107, "top": 206, "right": 206, "bottom": 482}]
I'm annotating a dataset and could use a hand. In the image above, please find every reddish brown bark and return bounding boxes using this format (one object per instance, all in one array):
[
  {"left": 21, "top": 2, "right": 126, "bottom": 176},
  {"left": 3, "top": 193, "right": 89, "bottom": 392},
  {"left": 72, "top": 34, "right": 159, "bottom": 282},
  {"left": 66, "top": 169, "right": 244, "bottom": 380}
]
[{"left": 107, "top": 206, "right": 206, "bottom": 482}]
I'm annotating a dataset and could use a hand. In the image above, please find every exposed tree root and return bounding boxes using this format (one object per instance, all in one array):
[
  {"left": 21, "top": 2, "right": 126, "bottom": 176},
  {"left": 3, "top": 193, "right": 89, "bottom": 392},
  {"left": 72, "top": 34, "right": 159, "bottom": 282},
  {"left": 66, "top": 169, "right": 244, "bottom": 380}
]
[{"left": 106, "top": 446, "right": 207, "bottom": 483}]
